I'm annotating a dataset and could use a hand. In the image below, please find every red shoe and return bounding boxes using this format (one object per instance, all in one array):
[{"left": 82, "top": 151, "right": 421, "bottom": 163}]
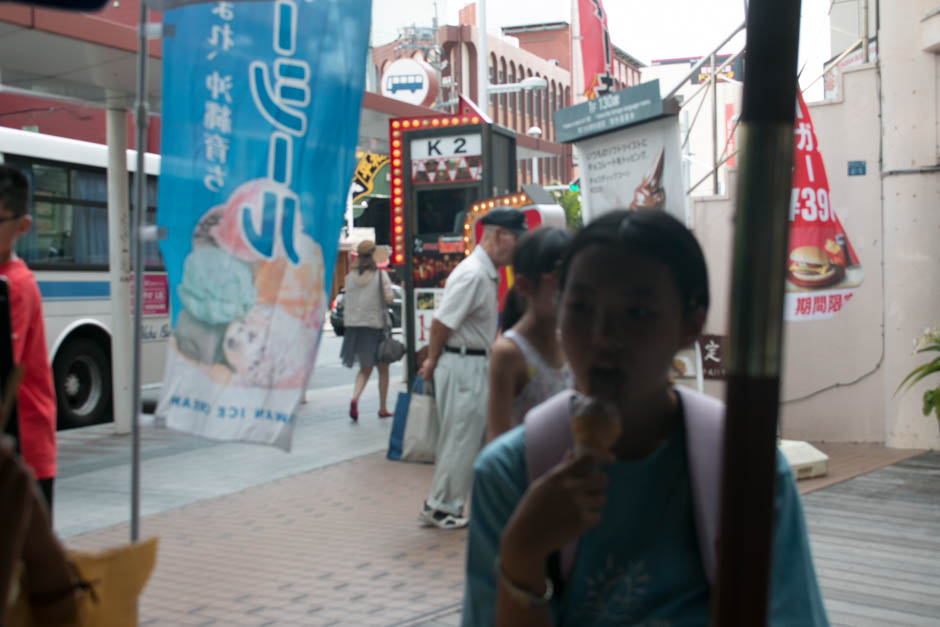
[
  {"left": 378, "top": 409, "right": 393, "bottom": 418},
  {"left": 349, "top": 399, "right": 358, "bottom": 421}
]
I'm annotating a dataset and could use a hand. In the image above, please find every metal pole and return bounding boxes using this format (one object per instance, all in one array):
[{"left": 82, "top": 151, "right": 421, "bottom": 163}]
[
  {"left": 569, "top": 0, "right": 576, "bottom": 103},
  {"left": 403, "top": 136, "right": 417, "bottom": 389},
  {"left": 861, "top": 0, "right": 870, "bottom": 62},
  {"left": 346, "top": 184, "right": 355, "bottom": 237},
  {"left": 664, "top": 22, "right": 746, "bottom": 102},
  {"left": 681, "top": 109, "right": 693, "bottom": 225},
  {"left": 711, "top": 0, "right": 802, "bottom": 625},
  {"left": 105, "top": 104, "right": 132, "bottom": 438},
  {"left": 129, "top": 0, "right": 150, "bottom": 544},
  {"left": 711, "top": 53, "right": 719, "bottom": 195},
  {"left": 476, "top": 0, "right": 488, "bottom": 109}
]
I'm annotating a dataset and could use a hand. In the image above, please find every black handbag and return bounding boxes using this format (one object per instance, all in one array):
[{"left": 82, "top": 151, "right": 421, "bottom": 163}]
[{"left": 375, "top": 272, "right": 405, "bottom": 363}]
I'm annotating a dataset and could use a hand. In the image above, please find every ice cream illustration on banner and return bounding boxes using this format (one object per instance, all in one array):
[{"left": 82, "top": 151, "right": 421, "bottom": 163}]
[
  {"left": 223, "top": 304, "right": 310, "bottom": 388},
  {"left": 208, "top": 178, "right": 318, "bottom": 264},
  {"left": 784, "top": 91, "right": 864, "bottom": 322},
  {"left": 171, "top": 178, "right": 326, "bottom": 389},
  {"left": 569, "top": 393, "right": 621, "bottom": 460},
  {"left": 628, "top": 148, "right": 666, "bottom": 210}
]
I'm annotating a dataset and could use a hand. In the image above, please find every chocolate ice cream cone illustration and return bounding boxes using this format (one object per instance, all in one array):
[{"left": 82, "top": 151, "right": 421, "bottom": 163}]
[
  {"left": 628, "top": 148, "right": 666, "bottom": 210},
  {"left": 569, "top": 394, "right": 622, "bottom": 460}
]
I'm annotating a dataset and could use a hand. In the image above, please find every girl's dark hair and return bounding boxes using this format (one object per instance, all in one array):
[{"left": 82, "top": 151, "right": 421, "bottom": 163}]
[
  {"left": 500, "top": 227, "right": 572, "bottom": 330},
  {"left": 500, "top": 286, "right": 525, "bottom": 332},
  {"left": 559, "top": 209, "right": 710, "bottom": 315},
  {"left": 513, "top": 227, "right": 572, "bottom": 282}
]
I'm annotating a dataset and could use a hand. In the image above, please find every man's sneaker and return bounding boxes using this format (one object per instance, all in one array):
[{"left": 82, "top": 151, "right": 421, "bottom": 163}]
[
  {"left": 418, "top": 501, "right": 434, "bottom": 523},
  {"left": 419, "top": 501, "right": 468, "bottom": 530}
]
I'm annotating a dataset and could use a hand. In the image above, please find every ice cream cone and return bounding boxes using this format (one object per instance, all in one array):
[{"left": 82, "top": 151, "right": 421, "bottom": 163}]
[
  {"left": 628, "top": 148, "right": 666, "bottom": 210},
  {"left": 569, "top": 394, "right": 622, "bottom": 460}
]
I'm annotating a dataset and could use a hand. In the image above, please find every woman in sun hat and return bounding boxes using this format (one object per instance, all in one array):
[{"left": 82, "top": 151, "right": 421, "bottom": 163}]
[{"left": 340, "top": 240, "right": 395, "bottom": 420}]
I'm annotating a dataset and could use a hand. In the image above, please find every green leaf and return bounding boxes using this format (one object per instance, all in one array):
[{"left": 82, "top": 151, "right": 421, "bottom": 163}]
[{"left": 896, "top": 356, "right": 940, "bottom": 394}]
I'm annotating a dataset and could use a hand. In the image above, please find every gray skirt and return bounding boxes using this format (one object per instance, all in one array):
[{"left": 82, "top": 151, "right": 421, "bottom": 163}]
[{"left": 340, "top": 326, "right": 385, "bottom": 369}]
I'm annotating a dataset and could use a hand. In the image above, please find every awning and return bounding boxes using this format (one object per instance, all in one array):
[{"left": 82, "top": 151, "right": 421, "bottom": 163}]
[{"left": 0, "top": 10, "right": 567, "bottom": 164}]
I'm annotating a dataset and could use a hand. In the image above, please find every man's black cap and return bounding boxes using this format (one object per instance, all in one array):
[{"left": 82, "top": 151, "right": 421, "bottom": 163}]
[{"left": 480, "top": 207, "right": 527, "bottom": 235}]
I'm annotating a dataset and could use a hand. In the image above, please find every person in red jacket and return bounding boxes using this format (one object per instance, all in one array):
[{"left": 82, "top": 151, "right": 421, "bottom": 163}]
[{"left": 0, "top": 164, "right": 57, "bottom": 512}]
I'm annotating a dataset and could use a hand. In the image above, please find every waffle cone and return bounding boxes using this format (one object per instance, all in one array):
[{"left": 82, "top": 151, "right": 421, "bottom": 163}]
[{"left": 569, "top": 396, "right": 621, "bottom": 454}]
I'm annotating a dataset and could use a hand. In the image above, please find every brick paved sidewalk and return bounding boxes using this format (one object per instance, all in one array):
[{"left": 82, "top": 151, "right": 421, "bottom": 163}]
[
  {"left": 60, "top": 435, "right": 922, "bottom": 627},
  {"left": 66, "top": 452, "right": 466, "bottom": 627}
]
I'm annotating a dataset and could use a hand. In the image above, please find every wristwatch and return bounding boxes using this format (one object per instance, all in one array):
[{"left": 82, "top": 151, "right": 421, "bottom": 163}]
[{"left": 495, "top": 557, "right": 554, "bottom": 608}]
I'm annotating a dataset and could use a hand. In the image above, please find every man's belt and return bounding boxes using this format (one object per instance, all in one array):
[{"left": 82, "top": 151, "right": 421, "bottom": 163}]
[{"left": 443, "top": 345, "right": 487, "bottom": 356}]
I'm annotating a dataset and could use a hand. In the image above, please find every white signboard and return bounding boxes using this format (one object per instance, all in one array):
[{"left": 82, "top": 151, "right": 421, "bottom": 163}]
[
  {"left": 410, "top": 134, "right": 482, "bottom": 160},
  {"left": 577, "top": 115, "right": 683, "bottom": 223},
  {"left": 381, "top": 58, "right": 436, "bottom": 106}
]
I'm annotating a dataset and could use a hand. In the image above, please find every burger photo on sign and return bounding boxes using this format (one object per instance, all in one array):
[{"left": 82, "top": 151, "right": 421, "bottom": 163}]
[
  {"left": 786, "top": 92, "right": 863, "bottom": 293},
  {"left": 787, "top": 244, "right": 844, "bottom": 288}
]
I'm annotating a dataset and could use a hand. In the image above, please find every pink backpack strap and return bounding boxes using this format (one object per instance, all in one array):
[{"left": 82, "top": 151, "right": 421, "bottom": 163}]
[
  {"left": 523, "top": 390, "right": 578, "bottom": 577},
  {"left": 675, "top": 385, "right": 725, "bottom": 586}
]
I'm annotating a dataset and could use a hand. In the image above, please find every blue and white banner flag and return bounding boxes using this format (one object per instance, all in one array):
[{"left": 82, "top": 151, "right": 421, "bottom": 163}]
[{"left": 156, "top": 0, "right": 371, "bottom": 450}]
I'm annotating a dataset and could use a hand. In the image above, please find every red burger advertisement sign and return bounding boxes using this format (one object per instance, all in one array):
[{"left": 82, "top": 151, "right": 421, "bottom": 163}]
[{"left": 784, "top": 92, "right": 864, "bottom": 321}]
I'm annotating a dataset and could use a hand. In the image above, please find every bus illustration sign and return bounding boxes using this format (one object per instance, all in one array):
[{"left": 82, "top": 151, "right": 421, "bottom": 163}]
[{"left": 380, "top": 58, "right": 438, "bottom": 107}]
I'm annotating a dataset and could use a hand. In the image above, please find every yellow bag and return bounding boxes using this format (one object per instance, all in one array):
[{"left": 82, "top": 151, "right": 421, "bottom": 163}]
[{"left": 5, "top": 537, "right": 158, "bottom": 627}]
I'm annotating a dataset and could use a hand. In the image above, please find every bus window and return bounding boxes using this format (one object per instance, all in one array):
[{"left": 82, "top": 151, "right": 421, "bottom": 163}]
[
  {"left": 32, "top": 163, "right": 69, "bottom": 198},
  {"left": 10, "top": 159, "right": 109, "bottom": 266},
  {"left": 8, "top": 158, "right": 165, "bottom": 269}
]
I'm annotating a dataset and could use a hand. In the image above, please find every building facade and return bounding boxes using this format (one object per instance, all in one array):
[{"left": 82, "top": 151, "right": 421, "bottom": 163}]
[
  {"left": 372, "top": 12, "right": 644, "bottom": 187},
  {"left": 690, "top": 1, "right": 940, "bottom": 449}
]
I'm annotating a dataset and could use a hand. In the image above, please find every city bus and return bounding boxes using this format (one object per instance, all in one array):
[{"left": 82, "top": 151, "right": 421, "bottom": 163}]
[{"left": 0, "top": 126, "right": 167, "bottom": 429}]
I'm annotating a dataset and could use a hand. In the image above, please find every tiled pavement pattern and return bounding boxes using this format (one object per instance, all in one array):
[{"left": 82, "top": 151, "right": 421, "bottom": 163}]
[
  {"left": 66, "top": 452, "right": 467, "bottom": 627},
  {"left": 54, "top": 381, "right": 399, "bottom": 538}
]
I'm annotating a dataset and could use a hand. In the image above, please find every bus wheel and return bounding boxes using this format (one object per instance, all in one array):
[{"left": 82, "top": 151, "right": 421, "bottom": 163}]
[{"left": 53, "top": 338, "right": 112, "bottom": 430}]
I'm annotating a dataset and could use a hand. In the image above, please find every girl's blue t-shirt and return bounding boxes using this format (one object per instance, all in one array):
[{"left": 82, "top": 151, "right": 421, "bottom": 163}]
[
  {"left": 462, "top": 423, "right": 830, "bottom": 627},
  {"left": 558, "top": 422, "right": 709, "bottom": 626}
]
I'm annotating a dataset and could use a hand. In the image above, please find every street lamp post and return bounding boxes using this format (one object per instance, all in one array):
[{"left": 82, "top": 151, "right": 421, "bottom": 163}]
[
  {"left": 476, "top": 0, "right": 488, "bottom": 109},
  {"left": 527, "top": 125, "right": 543, "bottom": 184},
  {"left": 475, "top": 0, "right": 548, "bottom": 107},
  {"left": 486, "top": 76, "right": 548, "bottom": 95},
  {"left": 473, "top": 0, "right": 548, "bottom": 186}
]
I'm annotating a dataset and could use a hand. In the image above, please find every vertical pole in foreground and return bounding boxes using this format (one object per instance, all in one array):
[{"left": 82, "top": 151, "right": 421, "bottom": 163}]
[
  {"left": 711, "top": 1, "right": 802, "bottom": 626},
  {"left": 129, "top": 0, "right": 150, "bottom": 543}
]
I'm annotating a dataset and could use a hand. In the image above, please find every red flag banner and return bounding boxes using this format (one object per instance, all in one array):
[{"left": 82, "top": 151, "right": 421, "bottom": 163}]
[
  {"left": 784, "top": 91, "right": 864, "bottom": 321},
  {"left": 579, "top": 0, "right": 615, "bottom": 99}
]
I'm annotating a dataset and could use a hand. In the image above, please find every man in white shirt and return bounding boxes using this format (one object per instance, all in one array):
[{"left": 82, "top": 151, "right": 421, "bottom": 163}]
[{"left": 419, "top": 208, "right": 526, "bottom": 529}]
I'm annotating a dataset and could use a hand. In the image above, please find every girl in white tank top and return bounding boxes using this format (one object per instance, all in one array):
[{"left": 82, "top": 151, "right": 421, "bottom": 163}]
[
  {"left": 486, "top": 227, "right": 572, "bottom": 441},
  {"left": 501, "top": 329, "right": 570, "bottom": 426}
]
